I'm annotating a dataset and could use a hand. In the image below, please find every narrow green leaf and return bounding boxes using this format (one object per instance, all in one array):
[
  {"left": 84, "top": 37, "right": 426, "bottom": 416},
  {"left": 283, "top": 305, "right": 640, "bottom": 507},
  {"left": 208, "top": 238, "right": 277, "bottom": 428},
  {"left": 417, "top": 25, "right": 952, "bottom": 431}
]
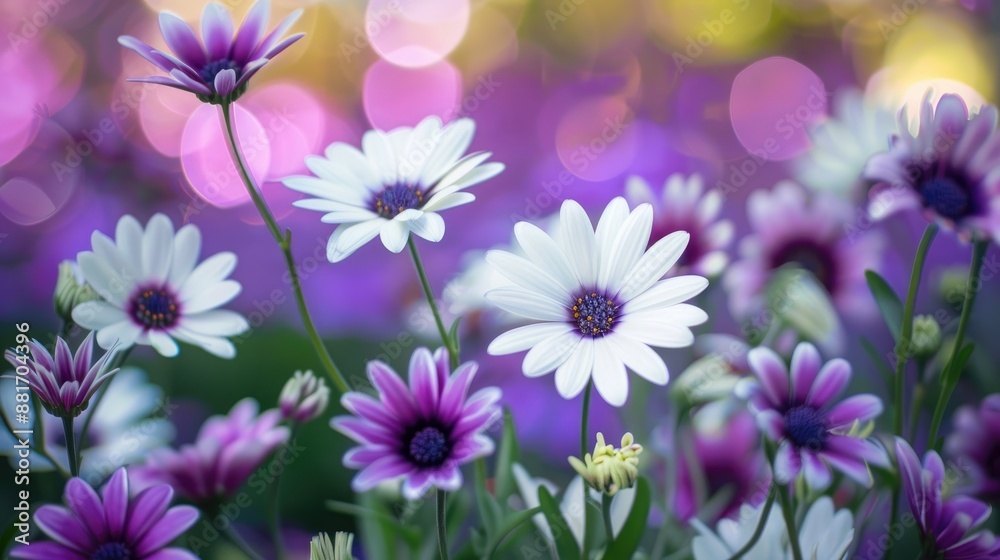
[
  {"left": 474, "top": 458, "right": 502, "bottom": 539},
  {"left": 486, "top": 507, "right": 543, "bottom": 558},
  {"left": 538, "top": 485, "right": 581, "bottom": 560},
  {"left": 865, "top": 270, "right": 904, "bottom": 341},
  {"left": 448, "top": 317, "right": 462, "bottom": 356},
  {"left": 0, "top": 517, "right": 18, "bottom": 559},
  {"left": 494, "top": 408, "right": 520, "bottom": 503},
  {"left": 602, "top": 477, "right": 652, "bottom": 560},
  {"left": 946, "top": 343, "right": 975, "bottom": 384},
  {"left": 861, "top": 337, "right": 894, "bottom": 391}
]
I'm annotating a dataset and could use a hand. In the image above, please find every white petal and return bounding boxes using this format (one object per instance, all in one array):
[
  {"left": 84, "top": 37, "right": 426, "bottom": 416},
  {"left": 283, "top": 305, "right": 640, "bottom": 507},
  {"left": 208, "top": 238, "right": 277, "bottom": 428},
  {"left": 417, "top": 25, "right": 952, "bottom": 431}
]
[
  {"left": 323, "top": 142, "right": 381, "bottom": 188},
  {"left": 615, "top": 317, "right": 694, "bottom": 348},
  {"left": 606, "top": 333, "right": 668, "bottom": 384},
  {"left": 77, "top": 252, "right": 130, "bottom": 305},
  {"left": 559, "top": 200, "right": 598, "bottom": 287},
  {"left": 327, "top": 219, "right": 385, "bottom": 262},
  {"left": 72, "top": 301, "right": 128, "bottom": 330},
  {"left": 141, "top": 214, "right": 175, "bottom": 282},
  {"left": 555, "top": 337, "right": 594, "bottom": 399},
  {"left": 282, "top": 176, "right": 370, "bottom": 206},
  {"left": 167, "top": 224, "right": 201, "bottom": 286},
  {"left": 485, "top": 288, "right": 568, "bottom": 321},
  {"left": 362, "top": 129, "right": 398, "bottom": 186},
  {"left": 514, "top": 222, "right": 578, "bottom": 294},
  {"left": 115, "top": 215, "right": 145, "bottom": 273},
  {"left": 522, "top": 331, "right": 581, "bottom": 377},
  {"left": 379, "top": 219, "right": 410, "bottom": 253},
  {"left": 428, "top": 152, "right": 493, "bottom": 197},
  {"left": 485, "top": 250, "right": 572, "bottom": 303},
  {"left": 617, "top": 231, "right": 689, "bottom": 302},
  {"left": 179, "top": 253, "right": 237, "bottom": 300},
  {"left": 172, "top": 328, "right": 236, "bottom": 359},
  {"left": 610, "top": 487, "right": 637, "bottom": 537},
  {"left": 624, "top": 176, "right": 655, "bottom": 206},
  {"left": 94, "top": 321, "right": 141, "bottom": 350},
  {"left": 91, "top": 230, "right": 136, "bottom": 287},
  {"left": 180, "top": 310, "right": 249, "bottom": 336},
  {"left": 592, "top": 338, "right": 628, "bottom": 406},
  {"left": 419, "top": 119, "right": 475, "bottom": 187},
  {"left": 653, "top": 304, "right": 709, "bottom": 327},
  {"left": 488, "top": 323, "right": 573, "bottom": 355},
  {"left": 422, "top": 192, "right": 476, "bottom": 213},
  {"left": 147, "top": 330, "right": 179, "bottom": 357},
  {"left": 444, "top": 161, "right": 504, "bottom": 191},
  {"left": 599, "top": 203, "right": 652, "bottom": 293},
  {"left": 623, "top": 276, "right": 709, "bottom": 314},
  {"left": 292, "top": 197, "right": 371, "bottom": 215},
  {"left": 401, "top": 210, "right": 445, "bottom": 243},
  {"left": 181, "top": 280, "right": 241, "bottom": 313}
]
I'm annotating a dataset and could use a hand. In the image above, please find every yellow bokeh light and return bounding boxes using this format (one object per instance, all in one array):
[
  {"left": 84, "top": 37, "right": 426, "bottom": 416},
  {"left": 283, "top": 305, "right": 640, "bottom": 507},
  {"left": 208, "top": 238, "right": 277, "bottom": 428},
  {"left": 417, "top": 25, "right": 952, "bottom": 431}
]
[{"left": 649, "top": 0, "right": 777, "bottom": 65}]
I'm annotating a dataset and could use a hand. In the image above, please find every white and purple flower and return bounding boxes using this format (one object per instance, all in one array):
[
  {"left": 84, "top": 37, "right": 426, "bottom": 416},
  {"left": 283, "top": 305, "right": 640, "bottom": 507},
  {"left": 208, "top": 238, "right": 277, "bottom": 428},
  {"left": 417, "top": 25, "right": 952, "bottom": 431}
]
[
  {"left": 119, "top": 0, "right": 304, "bottom": 104},
  {"left": 945, "top": 393, "right": 1000, "bottom": 501},
  {"left": 332, "top": 347, "right": 501, "bottom": 500},
  {"left": 738, "top": 342, "right": 888, "bottom": 488}
]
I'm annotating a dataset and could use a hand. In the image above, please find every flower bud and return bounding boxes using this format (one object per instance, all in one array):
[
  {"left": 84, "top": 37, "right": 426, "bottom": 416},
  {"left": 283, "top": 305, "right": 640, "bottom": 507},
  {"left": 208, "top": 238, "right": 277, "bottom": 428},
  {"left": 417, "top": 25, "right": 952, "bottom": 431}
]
[
  {"left": 911, "top": 315, "right": 941, "bottom": 360},
  {"left": 279, "top": 370, "right": 330, "bottom": 423},
  {"left": 568, "top": 432, "right": 642, "bottom": 496},
  {"left": 768, "top": 268, "right": 843, "bottom": 353},
  {"left": 310, "top": 531, "right": 354, "bottom": 560},
  {"left": 54, "top": 260, "right": 99, "bottom": 323}
]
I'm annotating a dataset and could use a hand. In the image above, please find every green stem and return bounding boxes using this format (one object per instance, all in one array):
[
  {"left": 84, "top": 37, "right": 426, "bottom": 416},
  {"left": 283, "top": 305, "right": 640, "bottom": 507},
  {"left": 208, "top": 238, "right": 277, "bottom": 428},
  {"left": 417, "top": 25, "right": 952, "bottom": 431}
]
[
  {"left": 727, "top": 484, "right": 776, "bottom": 560},
  {"left": 894, "top": 223, "right": 938, "bottom": 437},
  {"left": 436, "top": 489, "right": 450, "bottom": 560},
  {"left": 407, "top": 237, "right": 459, "bottom": 369},
  {"left": 581, "top": 380, "right": 593, "bottom": 559},
  {"left": 776, "top": 485, "right": 803, "bottom": 560},
  {"left": 219, "top": 103, "right": 348, "bottom": 394},
  {"left": 928, "top": 239, "right": 988, "bottom": 452},
  {"left": 907, "top": 371, "right": 926, "bottom": 442},
  {"left": 61, "top": 416, "right": 79, "bottom": 477},
  {"left": 268, "top": 428, "right": 298, "bottom": 560},
  {"left": 602, "top": 493, "right": 615, "bottom": 543},
  {"left": 221, "top": 522, "right": 265, "bottom": 560}
]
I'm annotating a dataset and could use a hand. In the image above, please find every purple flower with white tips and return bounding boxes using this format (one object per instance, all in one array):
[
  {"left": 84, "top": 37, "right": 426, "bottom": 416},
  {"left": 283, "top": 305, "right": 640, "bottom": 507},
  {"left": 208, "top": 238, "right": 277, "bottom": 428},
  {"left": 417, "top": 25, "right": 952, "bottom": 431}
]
[
  {"left": 946, "top": 393, "right": 1000, "bottom": 501},
  {"left": 896, "top": 438, "right": 1000, "bottom": 559},
  {"left": 118, "top": 0, "right": 304, "bottom": 104},
  {"left": 11, "top": 467, "right": 199, "bottom": 560},
  {"left": 133, "top": 398, "right": 290, "bottom": 504},
  {"left": 864, "top": 92, "right": 1000, "bottom": 243},
  {"left": 738, "top": 342, "right": 889, "bottom": 488},
  {"left": 332, "top": 347, "right": 501, "bottom": 500},
  {"left": 4, "top": 332, "right": 116, "bottom": 419}
]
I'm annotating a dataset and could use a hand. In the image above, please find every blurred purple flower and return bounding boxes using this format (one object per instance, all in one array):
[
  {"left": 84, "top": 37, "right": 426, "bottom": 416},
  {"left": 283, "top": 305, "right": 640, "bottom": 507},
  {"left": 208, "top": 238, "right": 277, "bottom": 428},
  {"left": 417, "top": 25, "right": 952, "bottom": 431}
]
[
  {"left": 724, "top": 181, "right": 883, "bottom": 321},
  {"left": 896, "top": 438, "right": 1000, "bottom": 559},
  {"left": 134, "top": 398, "right": 289, "bottom": 504},
  {"left": 738, "top": 342, "right": 888, "bottom": 488},
  {"left": 279, "top": 369, "right": 329, "bottom": 424},
  {"left": 865, "top": 92, "right": 1000, "bottom": 243},
  {"left": 11, "top": 467, "right": 199, "bottom": 560},
  {"left": 332, "top": 347, "right": 501, "bottom": 500},
  {"left": 625, "top": 173, "right": 733, "bottom": 278},
  {"left": 118, "top": 0, "right": 303, "bottom": 104},
  {"left": 3, "top": 332, "right": 116, "bottom": 419},
  {"left": 945, "top": 393, "right": 1000, "bottom": 501}
]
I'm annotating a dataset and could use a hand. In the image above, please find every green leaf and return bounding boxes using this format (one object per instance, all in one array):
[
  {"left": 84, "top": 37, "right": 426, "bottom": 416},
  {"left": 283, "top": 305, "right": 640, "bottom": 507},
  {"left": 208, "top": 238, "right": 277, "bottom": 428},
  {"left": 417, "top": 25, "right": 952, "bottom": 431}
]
[
  {"left": 861, "top": 337, "right": 894, "bottom": 391},
  {"left": 865, "top": 270, "right": 904, "bottom": 341},
  {"left": 602, "top": 477, "right": 652, "bottom": 560},
  {"left": 538, "top": 485, "right": 581, "bottom": 560},
  {"left": 945, "top": 342, "right": 975, "bottom": 384},
  {"left": 448, "top": 317, "right": 462, "bottom": 356},
  {"left": 494, "top": 408, "right": 520, "bottom": 503},
  {"left": 0, "top": 516, "right": 18, "bottom": 559},
  {"left": 486, "top": 507, "right": 543, "bottom": 558},
  {"left": 474, "top": 458, "right": 502, "bottom": 539}
]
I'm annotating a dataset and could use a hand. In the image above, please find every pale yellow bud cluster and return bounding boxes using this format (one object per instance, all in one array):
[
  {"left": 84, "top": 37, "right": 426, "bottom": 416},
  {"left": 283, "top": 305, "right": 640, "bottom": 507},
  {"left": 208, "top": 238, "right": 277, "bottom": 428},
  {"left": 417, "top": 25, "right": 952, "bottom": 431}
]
[{"left": 568, "top": 432, "right": 642, "bottom": 496}]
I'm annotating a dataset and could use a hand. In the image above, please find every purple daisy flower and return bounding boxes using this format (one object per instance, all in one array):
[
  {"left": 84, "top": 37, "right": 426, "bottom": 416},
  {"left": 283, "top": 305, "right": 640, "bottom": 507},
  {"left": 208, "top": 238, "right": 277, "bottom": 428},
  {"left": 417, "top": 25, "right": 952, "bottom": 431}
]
[
  {"left": 864, "top": 92, "right": 1000, "bottom": 242},
  {"left": 3, "top": 332, "right": 116, "bottom": 419},
  {"left": 332, "top": 347, "right": 502, "bottom": 500},
  {"left": 723, "top": 181, "right": 883, "bottom": 321},
  {"left": 11, "top": 467, "right": 199, "bottom": 560},
  {"left": 133, "top": 398, "right": 289, "bottom": 504},
  {"left": 896, "top": 437, "right": 1000, "bottom": 559},
  {"left": 946, "top": 393, "right": 1000, "bottom": 501},
  {"left": 738, "top": 342, "right": 888, "bottom": 489},
  {"left": 624, "top": 174, "right": 734, "bottom": 278},
  {"left": 118, "top": 0, "right": 304, "bottom": 104}
]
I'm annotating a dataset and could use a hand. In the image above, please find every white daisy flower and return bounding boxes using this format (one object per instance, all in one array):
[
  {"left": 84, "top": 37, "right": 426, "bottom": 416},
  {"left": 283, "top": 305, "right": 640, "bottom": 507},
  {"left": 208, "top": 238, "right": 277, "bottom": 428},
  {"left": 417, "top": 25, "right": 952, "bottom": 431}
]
[
  {"left": 692, "top": 496, "right": 854, "bottom": 560},
  {"left": 485, "top": 197, "right": 709, "bottom": 407},
  {"left": 71, "top": 214, "right": 250, "bottom": 358},
  {"left": 793, "top": 88, "right": 897, "bottom": 199},
  {"left": 624, "top": 173, "right": 734, "bottom": 278},
  {"left": 282, "top": 116, "right": 505, "bottom": 263}
]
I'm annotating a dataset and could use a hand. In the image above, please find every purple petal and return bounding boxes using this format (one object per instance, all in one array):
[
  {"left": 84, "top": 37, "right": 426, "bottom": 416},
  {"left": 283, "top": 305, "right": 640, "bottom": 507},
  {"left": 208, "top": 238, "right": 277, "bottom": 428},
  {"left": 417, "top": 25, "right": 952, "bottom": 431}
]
[
  {"left": 158, "top": 12, "right": 206, "bottom": 68},
  {"left": 144, "top": 549, "right": 200, "bottom": 560},
  {"left": 432, "top": 347, "right": 450, "bottom": 388},
  {"left": 125, "top": 77, "right": 200, "bottom": 95},
  {"left": 826, "top": 394, "right": 883, "bottom": 429},
  {"left": 10, "top": 542, "right": 85, "bottom": 560},
  {"left": 168, "top": 69, "right": 212, "bottom": 96},
  {"left": 821, "top": 450, "right": 872, "bottom": 486},
  {"left": 953, "top": 105, "right": 998, "bottom": 170},
  {"left": 352, "top": 456, "right": 413, "bottom": 492},
  {"left": 214, "top": 68, "right": 236, "bottom": 97},
  {"left": 894, "top": 438, "right": 925, "bottom": 521},
  {"left": 748, "top": 347, "right": 789, "bottom": 408},
  {"left": 250, "top": 8, "right": 302, "bottom": 60},
  {"left": 790, "top": 342, "right": 821, "bottom": 402},
  {"left": 230, "top": 0, "right": 270, "bottom": 62},
  {"left": 259, "top": 32, "right": 304, "bottom": 60},
  {"left": 341, "top": 393, "right": 396, "bottom": 429},
  {"left": 118, "top": 36, "right": 178, "bottom": 73},
  {"left": 934, "top": 94, "right": 970, "bottom": 141},
  {"left": 773, "top": 440, "right": 801, "bottom": 483},
  {"left": 826, "top": 435, "right": 889, "bottom": 466},
  {"left": 126, "top": 484, "right": 175, "bottom": 544},
  {"left": 35, "top": 505, "right": 93, "bottom": 552},
  {"left": 343, "top": 445, "right": 393, "bottom": 468},
  {"left": 367, "top": 361, "right": 417, "bottom": 421},
  {"left": 802, "top": 451, "right": 831, "bottom": 490},
  {"left": 201, "top": 3, "right": 234, "bottom": 61},
  {"left": 408, "top": 347, "right": 440, "bottom": 419},
  {"left": 233, "top": 57, "right": 269, "bottom": 88},
  {"left": 401, "top": 470, "right": 434, "bottom": 500},
  {"left": 439, "top": 362, "right": 477, "bottom": 425},
  {"left": 806, "top": 358, "right": 850, "bottom": 408},
  {"left": 946, "top": 496, "right": 991, "bottom": 529},
  {"left": 102, "top": 468, "right": 130, "bottom": 540},
  {"left": 54, "top": 338, "right": 74, "bottom": 384},
  {"left": 755, "top": 409, "right": 786, "bottom": 441},
  {"left": 450, "top": 434, "right": 494, "bottom": 462},
  {"left": 64, "top": 478, "right": 108, "bottom": 542},
  {"left": 135, "top": 506, "right": 199, "bottom": 555},
  {"left": 332, "top": 417, "right": 398, "bottom": 447}
]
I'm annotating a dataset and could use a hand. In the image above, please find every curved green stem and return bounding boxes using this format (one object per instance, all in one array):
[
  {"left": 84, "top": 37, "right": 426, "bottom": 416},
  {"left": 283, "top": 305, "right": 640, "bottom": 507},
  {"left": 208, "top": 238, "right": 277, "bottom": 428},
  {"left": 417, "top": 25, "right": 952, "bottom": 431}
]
[
  {"left": 776, "top": 484, "right": 803, "bottom": 560},
  {"left": 219, "top": 103, "right": 348, "bottom": 394},
  {"left": 602, "top": 493, "right": 615, "bottom": 543},
  {"left": 436, "top": 489, "right": 450, "bottom": 560},
  {"left": 407, "top": 237, "right": 459, "bottom": 369},
  {"left": 726, "top": 484, "right": 776, "bottom": 560},
  {"left": 268, "top": 427, "right": 298, "bottom": 560},
  {"left": 61, "top": 416, "right": 79, "bottom": 477},
  {"left": 928, "top": 239, "right": 988, "bottom": 451},
  {"left": 580, "top": 380, "right": 593, "bottom": 558}
]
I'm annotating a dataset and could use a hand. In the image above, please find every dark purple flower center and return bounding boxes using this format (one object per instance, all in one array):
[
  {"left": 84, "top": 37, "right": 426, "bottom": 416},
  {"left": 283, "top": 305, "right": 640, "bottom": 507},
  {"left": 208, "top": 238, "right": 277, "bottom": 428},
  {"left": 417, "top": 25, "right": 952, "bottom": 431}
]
[
  {"left": 91, "top": 542, "right": 133, "bottom": 560},
  {"left": 571, "top": 292, "right": 619, "bottom": 337},
  {"left": 129, "top": 286, "right": 179, "bottom": 330},
  {"left": 770, "top": 240, "right": 837, "bottom": 292},
  {"left": 919, "top": 176, "right": 975, "bottom": 220},
  {"left": 408, "top": 426, "right": 449, "bottom": 466},
  {"left": 199, "top": 59, "right": 240, "bottom": 85},
  {"left": 374, "top": 184, "right": 424, "bottom": 218},
  {"left": 784, "top": 405, "right": 828, "bottom": 450}
]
